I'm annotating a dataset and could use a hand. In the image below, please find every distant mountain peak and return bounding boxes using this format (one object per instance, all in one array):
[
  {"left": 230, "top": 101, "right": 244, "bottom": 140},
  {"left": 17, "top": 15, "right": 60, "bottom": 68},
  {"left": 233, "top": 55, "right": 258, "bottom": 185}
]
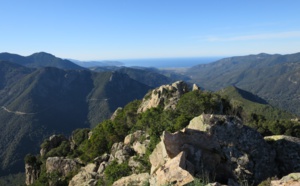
[
  {"left": 29, "top": 52, "right": 56, "bottom": 57},
  {"left": 0, "top": 52, "right": 84, "bottom": 70}
]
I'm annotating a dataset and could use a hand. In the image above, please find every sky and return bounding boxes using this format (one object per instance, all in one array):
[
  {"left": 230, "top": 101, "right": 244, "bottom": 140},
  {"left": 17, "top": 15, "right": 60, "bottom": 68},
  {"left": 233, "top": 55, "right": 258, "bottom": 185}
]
[{"left": 0, "top": 0, "right": 300, "bottom": 60}]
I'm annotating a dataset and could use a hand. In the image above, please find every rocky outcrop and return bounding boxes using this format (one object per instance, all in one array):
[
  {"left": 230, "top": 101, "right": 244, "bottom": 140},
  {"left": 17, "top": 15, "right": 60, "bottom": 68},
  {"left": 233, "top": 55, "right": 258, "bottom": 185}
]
[
  {"left": 138, "top": 81, "right": 189, "bottom": 113},
  {"left": 124, "top": 130, "right": 150, "bottom": 155},
  {"left": 264, "top": 135, "right": 300, "bottom": 177},
  {"left": 111, "top": 107, "right": 123, "bottom": 121},
  {"left": 149, "top": 114, "right": 278, "bottom": 185},
  {"left": 109, "top": 142, "right": 135, "bottom": 164},
  {"left": 40, "top": 135, "right": 68, "bottom": 157},
  {"left": 25, "top": 163, "right": 40, "bottom": 185},
  {"left": 271, "top": 173, "right": 300, "bottom": 186},
  {"left": 150, "top": 151, "right": 194, "bottom": 186},
  {"left": 46, "top": 157, "right": 78, "bottom": 177},
  {"left": 192, "top": 84, "right": 200, "bottom": 91},
  {"left": 112, "top": 173, "right": 150, "bottom": 186},
  {"left": 68, "top": 163, "right": 99, "bottom": 186}
]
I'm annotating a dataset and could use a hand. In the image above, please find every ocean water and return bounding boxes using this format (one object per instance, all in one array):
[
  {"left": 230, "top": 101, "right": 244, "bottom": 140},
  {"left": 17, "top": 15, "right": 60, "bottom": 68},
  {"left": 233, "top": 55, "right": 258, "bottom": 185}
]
[{"left": 119, "top": 57, "right": 223, "bottom": 68}]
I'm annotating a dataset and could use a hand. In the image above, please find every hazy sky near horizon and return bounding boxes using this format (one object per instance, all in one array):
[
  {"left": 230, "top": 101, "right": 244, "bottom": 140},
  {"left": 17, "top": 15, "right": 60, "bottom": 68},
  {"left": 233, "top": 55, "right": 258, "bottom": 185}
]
[{"left": 1, "top": 0, "right": 299, "bottom": 60}]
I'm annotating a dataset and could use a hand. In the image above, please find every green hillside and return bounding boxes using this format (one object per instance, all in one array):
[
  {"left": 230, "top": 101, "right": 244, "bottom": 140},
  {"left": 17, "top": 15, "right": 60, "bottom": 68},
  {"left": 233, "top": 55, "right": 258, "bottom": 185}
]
[
  {"left": 0, "top": 62, "right": 151, "bottom": 176},
  {"left": 186, "top": 52, "right": 300, "bottom": 116},
  {"left": 218, "top": 86, "right": 294, "bottom": 120},
  {"left": 0, "top": 52, "right": 84, "bottom": 70}
]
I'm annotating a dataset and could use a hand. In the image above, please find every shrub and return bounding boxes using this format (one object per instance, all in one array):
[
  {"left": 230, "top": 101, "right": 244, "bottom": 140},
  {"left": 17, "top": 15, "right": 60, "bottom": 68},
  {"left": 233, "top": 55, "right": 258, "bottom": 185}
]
[{"left": 104, "top": 161, "right": 131, "bottom": 185}]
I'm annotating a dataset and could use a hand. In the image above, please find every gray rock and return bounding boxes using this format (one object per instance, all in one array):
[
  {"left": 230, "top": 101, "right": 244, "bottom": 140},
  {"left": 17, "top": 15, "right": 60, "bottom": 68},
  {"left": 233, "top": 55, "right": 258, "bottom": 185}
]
[
  {"left": 265, "top": 135, "right": 300, "bottom": 177},
  {"left": 149, "top": 114, "right": 278, "bottom": 185},
  {"left": 25, "top": 163, "right": 40, "bottom": 185},
  {"left": 46, "top": 157, "right": 78, "bottom": 177},
  {"left": 68, "top": 163, "right": 98, "bottom": 186},
  {"left": 138, "top": 81, "right": 189, "bottom": 113},
  {"left": 271, "top": 172, "right": 300, "bottom": 186},
  {"left": 112, "top": 173, "right": 150, "bottom": 186}
]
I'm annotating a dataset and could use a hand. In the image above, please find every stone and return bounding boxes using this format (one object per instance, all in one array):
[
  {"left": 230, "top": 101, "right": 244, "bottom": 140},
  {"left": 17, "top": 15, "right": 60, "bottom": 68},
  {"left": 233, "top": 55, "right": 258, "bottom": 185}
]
[
  {"left": 46, "top": 157, "right": 78, "bottom": 177},
  {"left": 152, "top": 151, "right": 194, "bottom": 186},
  {"left": 149, "top": 140, "right": 169, "bottom": 174},
  {"left": 138, "top": 81, "right": 189, "bottom": 113},
  {"left": 109, "top": 142, "right": 134, "bottom": 164},
  {"left": 97, "top": 161, "right": 108, "bottom": 174},
  {"left": 111, "top": 107, "right": 123, "bottom": 121},
  {"left": 94, "top": 153, "right": 110, "bottom": 164},
  {"left": 271, "top": 173, "right": 300, "bottom": 186},
  {"left": 124, "top": 130, "right": 144, "bottom": 145},
  {"left": 128, "top": 156, "right": 142, "bottom": 173},
  {"left": 192, "top": 84, "right": 200, "bottom": 91},
  {"left": 112, "top": 173, "right": 150, "bottom": 186},
  {"left": 68, "top": 163, "right": 98, "bottom": 186},
  {"left": 149, "top": 114, "right": 278, "bottom": 185},
  {"left": 25, "top": 163, "right": 40, "bottom": 185},
  {"left": 133, "top": 141, "right": 147, "bottom": 155},
  {"left": 265, "top": 135, "right": 300, "bottom": 177}
]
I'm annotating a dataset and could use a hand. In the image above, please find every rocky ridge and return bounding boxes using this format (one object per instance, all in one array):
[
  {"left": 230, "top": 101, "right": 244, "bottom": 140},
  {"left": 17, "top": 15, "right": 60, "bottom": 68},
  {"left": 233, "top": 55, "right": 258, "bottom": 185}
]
[
  {"left": 24, "top": 81, "right": 300, "bottom": 186},
  {"left": 25, "top": 115, "right": 300, "bottom": 186},
  {"left": 137, "top": 81, "right": 189, "bottom": 112}
]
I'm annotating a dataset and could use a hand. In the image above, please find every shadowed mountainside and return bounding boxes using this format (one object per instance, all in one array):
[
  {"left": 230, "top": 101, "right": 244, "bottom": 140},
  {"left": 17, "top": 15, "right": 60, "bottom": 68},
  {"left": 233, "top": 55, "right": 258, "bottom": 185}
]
[{"left": 0, "top": 61, "right": 151, "bottom": 176}]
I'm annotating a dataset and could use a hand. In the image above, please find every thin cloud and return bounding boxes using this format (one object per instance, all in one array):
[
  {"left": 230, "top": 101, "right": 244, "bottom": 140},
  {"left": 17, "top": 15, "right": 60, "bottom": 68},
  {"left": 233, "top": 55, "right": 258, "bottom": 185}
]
[{"left": 206, "top": 31, "right": 300, "bottom": 42}]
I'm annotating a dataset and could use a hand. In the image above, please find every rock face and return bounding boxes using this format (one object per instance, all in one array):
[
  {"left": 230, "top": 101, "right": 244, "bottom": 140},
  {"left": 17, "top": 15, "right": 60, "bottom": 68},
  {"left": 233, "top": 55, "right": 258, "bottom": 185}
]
[
  {"left": 138, "top": 81, "right": 189, "bottom": 113},
  {"left": 25, "top": 163, "right": 40, "bottom": 185},
  {"left": 150, "top": 151, "right": 194, "bottom": 186},
  {"left": 124, "top": 130, "right": 150, "bottom": 156},
  {"left": 109, "top": 142, "right": 135, "bottom": 164},
  {"left": 46, "top": 157, "right": 78, "bottom": 177},
  {"left": 40, "top": 135, "right": 68, "bottom": 157},
  {"left": 264, "top": 135, "right": 300, "bottom": 177},
  {"left": 149, "top": 114, "right": 278, "bottom": 185},
  {"left": 69, "top": 163, "right": 98, "bottom": 186}
]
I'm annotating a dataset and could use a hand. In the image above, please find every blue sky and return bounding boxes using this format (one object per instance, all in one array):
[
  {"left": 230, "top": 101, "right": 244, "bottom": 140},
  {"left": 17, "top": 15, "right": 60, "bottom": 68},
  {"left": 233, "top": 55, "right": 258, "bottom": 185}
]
[{"left": 0, "top": 0, "right": 300, "bottom": 60}]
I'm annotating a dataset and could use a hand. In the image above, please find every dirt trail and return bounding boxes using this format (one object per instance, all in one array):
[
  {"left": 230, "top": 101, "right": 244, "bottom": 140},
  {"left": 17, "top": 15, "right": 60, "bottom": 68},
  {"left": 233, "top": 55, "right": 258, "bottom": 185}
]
[{"left": 1, "top": 106, "right": 36, "bottom": 115}]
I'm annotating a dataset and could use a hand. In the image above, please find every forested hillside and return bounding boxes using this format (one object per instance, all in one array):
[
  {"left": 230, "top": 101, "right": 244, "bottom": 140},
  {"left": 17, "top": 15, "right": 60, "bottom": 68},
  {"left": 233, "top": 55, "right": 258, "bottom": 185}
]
[
  {"left": 186, "top": 52, "right": 300, "bottom": 116},
  {"left": 0, "top": 61, "right": 151, "bottom": 176}
]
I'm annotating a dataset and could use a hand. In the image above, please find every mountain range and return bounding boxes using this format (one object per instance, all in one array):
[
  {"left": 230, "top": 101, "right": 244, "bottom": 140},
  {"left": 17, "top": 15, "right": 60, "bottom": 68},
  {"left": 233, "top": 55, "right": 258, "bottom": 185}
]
[
  {"left": 0, "top": 57, "right": 153, "bottom": 176},
  {"left": 1, "top": 51, "right": 300, "bottom": 181},
  {"left": 186, "top": 52, "right": 300, "bottom": 116},
  {"left": 0, "top": 52, "right": 84, "bottom": 70}
]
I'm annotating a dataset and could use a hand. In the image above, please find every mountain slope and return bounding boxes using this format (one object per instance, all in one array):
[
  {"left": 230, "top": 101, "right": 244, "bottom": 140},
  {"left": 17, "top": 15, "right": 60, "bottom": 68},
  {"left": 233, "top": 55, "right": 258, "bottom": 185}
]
[
  {"left": 0, "top": 52, "right": 84, "bottom": 70},
  {"left": 90, "top": 66, "right": 174, "bottom": 87},
  {"left": 0, "top": 64, "right": 151, "bottom": 176},
  {"left": 187, "top": 52, "right": 300, "bottom": 116},
  {"left": 218, "top": 86, "right": 294, "bottom": 120}
]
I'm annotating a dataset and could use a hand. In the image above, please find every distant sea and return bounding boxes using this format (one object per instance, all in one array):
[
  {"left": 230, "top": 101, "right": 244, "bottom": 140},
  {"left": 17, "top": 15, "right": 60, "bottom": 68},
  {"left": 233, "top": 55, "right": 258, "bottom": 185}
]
[{"left": 119, "top": 57, "right": 223, "bottom": 68}]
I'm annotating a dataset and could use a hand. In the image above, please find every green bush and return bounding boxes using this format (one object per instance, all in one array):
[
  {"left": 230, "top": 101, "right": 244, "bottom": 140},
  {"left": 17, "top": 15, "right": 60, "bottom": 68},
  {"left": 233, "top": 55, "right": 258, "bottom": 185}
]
[{"left": 104, "top": 161, "right": 131, "bottom": 185}]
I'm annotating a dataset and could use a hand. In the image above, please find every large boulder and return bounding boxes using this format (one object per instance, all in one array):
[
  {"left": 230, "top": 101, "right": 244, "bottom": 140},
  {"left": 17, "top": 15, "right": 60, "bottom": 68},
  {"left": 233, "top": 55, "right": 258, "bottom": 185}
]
[
  {"left": 138, "top": 81, "right": 189, "bottom": 113},
  {"left": 271, "top": 173, "right": 300, "bottom": 186},
  {"left": 264, "top": 135, "right": 300, "bottom": 177},
  {"left": 149, "top": 114, "right": 278, "bottom": 185},
  {"left": 112, "top": 173, "right": 150, "bottom": 186},
  {"left": 150, "top": 151, "right": 194, "bottom": 186},
  {"left": 46, "top": 157, "right": 78, "bottom": 177},
  {"left": 124, "top": 130, "right": 150, "bottom": 156},
  {"left": 25, "top": 163, "right": 40, "bottom": 185},
  {"left": 109, "top": 142, "right": 135, "bottom": 164},
  {"left": 68, "top": 163, "right": 98, "bottom": 186}
]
